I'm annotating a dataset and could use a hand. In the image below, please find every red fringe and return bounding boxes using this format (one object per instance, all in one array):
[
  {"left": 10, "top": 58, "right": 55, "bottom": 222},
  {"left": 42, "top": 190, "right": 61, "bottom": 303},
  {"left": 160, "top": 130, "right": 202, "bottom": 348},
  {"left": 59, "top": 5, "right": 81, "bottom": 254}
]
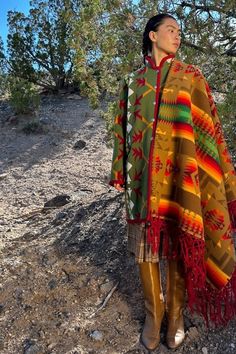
[
  {"left": 146, "top": 214, "right": 162, "bottom": 254},
  {"left": 187, "top": 265, "right": 236, "bottom": 327},
  {"left": 145, "top": 216, "right": 236, "bottom": 327},
  {"left": 146, "top": 213, "right": 178, "bottom": 255},
  {"left": 228, "top": 199, "right": 236, "bottom": 230}
]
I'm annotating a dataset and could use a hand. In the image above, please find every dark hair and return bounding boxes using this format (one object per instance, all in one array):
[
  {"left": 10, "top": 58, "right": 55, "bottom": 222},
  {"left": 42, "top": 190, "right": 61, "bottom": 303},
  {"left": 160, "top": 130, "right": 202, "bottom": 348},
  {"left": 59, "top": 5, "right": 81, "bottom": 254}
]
[{"left": 142, "top": 14, "right": 177, "bottom": 64}]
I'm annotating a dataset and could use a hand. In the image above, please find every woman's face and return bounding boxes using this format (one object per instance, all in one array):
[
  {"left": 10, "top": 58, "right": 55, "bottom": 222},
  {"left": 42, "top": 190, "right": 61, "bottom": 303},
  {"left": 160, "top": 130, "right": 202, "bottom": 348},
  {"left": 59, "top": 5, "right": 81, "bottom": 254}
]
[{"left": 149, "top": 17, "right": 181, "bottom": 55}]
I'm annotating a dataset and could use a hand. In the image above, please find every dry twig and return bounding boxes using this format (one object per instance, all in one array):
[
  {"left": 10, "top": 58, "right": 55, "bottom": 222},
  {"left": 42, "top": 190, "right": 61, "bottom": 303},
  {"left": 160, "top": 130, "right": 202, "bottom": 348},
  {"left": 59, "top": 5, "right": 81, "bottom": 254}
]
[{"left": 88, "top": 281, "right": 119, "bottom": 318}]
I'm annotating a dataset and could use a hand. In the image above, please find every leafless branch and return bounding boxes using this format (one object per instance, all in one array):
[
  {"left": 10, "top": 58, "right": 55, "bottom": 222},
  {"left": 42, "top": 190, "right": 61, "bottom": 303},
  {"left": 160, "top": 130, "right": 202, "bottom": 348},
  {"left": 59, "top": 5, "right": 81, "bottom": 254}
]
[
  {"left": 87, "top": 281, "right": 119, "bottom": 318},
  {"left": 180, "top": 1, "right": 235, "bottom": 18}
]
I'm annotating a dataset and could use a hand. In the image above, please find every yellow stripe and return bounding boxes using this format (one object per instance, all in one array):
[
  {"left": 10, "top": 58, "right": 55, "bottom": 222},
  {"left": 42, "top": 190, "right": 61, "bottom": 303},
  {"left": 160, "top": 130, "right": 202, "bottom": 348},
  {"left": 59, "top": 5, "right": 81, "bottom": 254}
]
[
  {"left": 172, "top": 129, "right": 195, "bottom": 142},
  {"left": 206, "top": 258, "right": 228, "bottom": 286}
]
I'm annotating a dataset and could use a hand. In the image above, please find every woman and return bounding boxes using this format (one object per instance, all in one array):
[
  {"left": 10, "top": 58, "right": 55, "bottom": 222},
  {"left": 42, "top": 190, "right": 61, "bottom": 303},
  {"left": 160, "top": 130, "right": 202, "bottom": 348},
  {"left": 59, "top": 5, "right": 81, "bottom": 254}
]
[{"left": 109, "top": 13, "right": 236, "bottom": 351}]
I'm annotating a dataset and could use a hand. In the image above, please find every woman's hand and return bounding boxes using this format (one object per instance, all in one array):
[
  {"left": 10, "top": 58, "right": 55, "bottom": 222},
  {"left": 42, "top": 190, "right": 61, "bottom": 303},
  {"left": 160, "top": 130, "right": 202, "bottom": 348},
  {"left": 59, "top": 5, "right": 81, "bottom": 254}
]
[{"left": 114, "top": 183, "right": 125, "bottom": 192}]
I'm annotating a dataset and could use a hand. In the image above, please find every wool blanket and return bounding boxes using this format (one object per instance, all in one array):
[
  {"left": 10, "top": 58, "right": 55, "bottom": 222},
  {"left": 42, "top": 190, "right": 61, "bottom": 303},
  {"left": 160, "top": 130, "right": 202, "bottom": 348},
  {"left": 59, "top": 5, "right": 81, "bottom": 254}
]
[{"left": 109, "top": 54, "right": 236, "bottom": 325}]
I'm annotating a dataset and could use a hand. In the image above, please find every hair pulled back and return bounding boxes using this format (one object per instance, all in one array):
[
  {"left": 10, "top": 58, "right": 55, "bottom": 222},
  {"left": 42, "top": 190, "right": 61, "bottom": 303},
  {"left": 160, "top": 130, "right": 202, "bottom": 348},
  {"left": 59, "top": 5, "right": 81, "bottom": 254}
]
[{"left": 142, "top": 14, "right": 177, "bottom": 64}]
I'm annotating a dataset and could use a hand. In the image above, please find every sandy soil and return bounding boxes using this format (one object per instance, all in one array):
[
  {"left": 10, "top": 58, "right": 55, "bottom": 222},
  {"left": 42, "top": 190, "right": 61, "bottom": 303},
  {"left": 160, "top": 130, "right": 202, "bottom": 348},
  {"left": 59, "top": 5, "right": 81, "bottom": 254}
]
[{"left": 0, "top": 95, "right": 236, "bottom": 354}]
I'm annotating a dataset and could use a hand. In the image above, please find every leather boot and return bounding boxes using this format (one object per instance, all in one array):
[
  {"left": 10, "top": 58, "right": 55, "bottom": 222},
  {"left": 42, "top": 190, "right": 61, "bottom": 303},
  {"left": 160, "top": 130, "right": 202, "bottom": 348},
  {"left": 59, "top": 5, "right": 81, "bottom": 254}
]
[
  {"left": 166, "top": 259, "right": 186, "bottom": 349},
  {"left": 138, "top": 262, "right": 165, "bottom": 351}
]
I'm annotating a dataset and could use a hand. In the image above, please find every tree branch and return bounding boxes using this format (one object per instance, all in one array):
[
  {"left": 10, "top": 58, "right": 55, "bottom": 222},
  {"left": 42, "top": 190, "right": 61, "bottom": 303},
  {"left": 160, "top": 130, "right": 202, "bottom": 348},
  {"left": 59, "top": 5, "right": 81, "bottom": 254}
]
[
  {"left": 181, "top": 39, "right": 208, "bottom": 53},
  {"left": 26, "top": 45, "right": 52, "bottom": 72},
  {"left": 180, "top": 1, "right": 235, "bottom": 18}
]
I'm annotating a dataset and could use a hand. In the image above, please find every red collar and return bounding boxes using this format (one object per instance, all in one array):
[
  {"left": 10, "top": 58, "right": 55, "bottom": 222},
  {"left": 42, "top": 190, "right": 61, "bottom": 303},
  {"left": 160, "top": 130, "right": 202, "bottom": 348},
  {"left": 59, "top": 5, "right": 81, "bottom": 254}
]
[{"left": 144, "top": 54, "right": 175, "bottom": 70}]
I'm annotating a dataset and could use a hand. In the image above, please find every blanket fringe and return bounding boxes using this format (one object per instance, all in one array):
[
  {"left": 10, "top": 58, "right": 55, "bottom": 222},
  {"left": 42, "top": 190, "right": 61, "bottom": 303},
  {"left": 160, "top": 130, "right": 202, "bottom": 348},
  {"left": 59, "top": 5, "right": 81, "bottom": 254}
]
[
  {"left": 145, "top": 216, "right": 236, "bottom": 326},
  {"left": 188, "top": 265, "right": 236, "bottom": 327},
  {"left": 228, "top": 199, "right": 236, "bottom": 230},
  {"left": 146, "top": 213, "right": 177, "bottom": 255},
  {"left": 177, "top": 231, "right": 236, "bottom": 327}
]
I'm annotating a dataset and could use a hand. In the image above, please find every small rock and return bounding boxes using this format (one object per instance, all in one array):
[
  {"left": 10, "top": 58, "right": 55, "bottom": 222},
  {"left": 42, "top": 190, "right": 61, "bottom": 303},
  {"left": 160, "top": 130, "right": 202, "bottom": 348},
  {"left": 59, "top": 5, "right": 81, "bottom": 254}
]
[
  {"left": 23, "top": 339, "right": 42, "bottom": 354},
  {"left": 22, "top": 231, "right": 37, "bottom": 240},
  {"left": 48, "top": 279, "right": 57, "bottom": 290},
  {"left": 0, "top": 304, "right": 4, "bottom": 314},
  {"left": 41, "top": 253, "right": 57, "bottom": 267},
  {"left": 186, "top": 326, "right": 199, "bottom": 342},
  {"left": 22, "top": 304, "right": 32, "bottom": 311},
  {"left": 43, "top": 194, "right": 70, "bottom": 209},
  {"left": 202, "top": 347, "right": 208, "bottom": 354},
  {"left": 0, "top": 173, "right": 8, "bottom": 180},
  {"left": 55, "top": 211, "right": 67, "bottom": 220},
  {"left": 230, "top": 343, "right": 235, "bottom": 348},
  {"left": 67, "top": 94, "right": 82, "bottom": 100},
  {"left": 73, "top": 140, "right": 86, "bottom": 150},
  {"left": 7, "top": 116, "right": 18, "bottom": 125},
  {"left": 90, "top": 330, "right": 103, "bottom": 341},
  {"left": 39, "top": 117, "right": 50, "bottom": 125},
  {"left": 15, "top": 288, "right": 24, "bottom": 301},
  {"left": 47, "top": 343, "right": 56, "bottom": 350}
]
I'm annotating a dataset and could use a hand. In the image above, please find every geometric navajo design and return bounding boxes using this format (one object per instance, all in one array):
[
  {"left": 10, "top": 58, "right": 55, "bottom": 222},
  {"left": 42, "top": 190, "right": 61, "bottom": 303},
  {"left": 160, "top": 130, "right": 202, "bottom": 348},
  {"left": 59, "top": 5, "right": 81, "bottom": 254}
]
[{"left": 109, "top": 53, "right": 236, "bottom": 325}]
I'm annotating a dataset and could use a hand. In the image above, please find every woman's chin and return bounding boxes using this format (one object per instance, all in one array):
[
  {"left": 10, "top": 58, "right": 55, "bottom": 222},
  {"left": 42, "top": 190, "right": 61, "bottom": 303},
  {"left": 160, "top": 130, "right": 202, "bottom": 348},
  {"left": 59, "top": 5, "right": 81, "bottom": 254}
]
[{"left": 168, "top": 47, "right": 178, "bottom": 54}]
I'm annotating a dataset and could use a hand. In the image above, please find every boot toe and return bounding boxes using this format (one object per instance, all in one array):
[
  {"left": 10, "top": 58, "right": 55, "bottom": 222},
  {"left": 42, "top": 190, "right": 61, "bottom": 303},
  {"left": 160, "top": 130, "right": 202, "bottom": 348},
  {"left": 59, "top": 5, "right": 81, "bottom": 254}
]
[
  {"left": 140, "top": 332, "right": 160, "bottom": 351},
  {"left": 140, "top": 315, "right": 162, "bottom": 351},
  {"left": 167, "top": 328, "right": 185, "bottom": 349}
]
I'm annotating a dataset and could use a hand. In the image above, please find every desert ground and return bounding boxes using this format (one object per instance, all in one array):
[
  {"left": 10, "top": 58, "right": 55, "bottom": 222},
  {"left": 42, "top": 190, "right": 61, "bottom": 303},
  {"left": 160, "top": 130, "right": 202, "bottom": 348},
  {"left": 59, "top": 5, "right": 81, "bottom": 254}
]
[{"left": 0, "top": 94, "right": 236, "bottom": 354}]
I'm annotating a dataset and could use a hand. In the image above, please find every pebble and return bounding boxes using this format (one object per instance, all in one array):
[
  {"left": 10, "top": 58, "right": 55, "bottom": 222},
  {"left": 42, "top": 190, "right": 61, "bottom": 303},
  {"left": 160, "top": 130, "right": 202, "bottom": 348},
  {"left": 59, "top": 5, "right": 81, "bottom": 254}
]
[
  {"left": 67, "top": 94, "right": 82, "bottom": 100},
  {"left": 47, "top": 343, "right": 56, "bottom": 350},
  {"left": 22, "top": 231, "right": 37, "bottom": 240},
  {"left": 48, "top": 279, "right": 57, "bottom": 289},
  {"left": 39, "top": 117, "right": 50, "bottom": 125},
  {"left": 56, "top": 211, "right": 67, "bottom": 219},
  {"left": 90, "top": 330, "right": 103, "bottom": 341},
  {"left": 230, "top": 343, "right": 235, "bottom": 348},
  {"left": 0, "top": 173, "right": 8, "bottom": 180},
  {"left": 44, "top": 194, "right": 70, "bottom": 208},
  {"left": 202, "top": 347, "right": 208, "bottom": 354},
  {"left": 73, "top": 140, "right": 86, "bottom": 150},
  {"left": 185, "top": 326, "right": 199, "bottom": 343},
  {"left": 23, "top": 339, "right": 42, "bottom": 354}
]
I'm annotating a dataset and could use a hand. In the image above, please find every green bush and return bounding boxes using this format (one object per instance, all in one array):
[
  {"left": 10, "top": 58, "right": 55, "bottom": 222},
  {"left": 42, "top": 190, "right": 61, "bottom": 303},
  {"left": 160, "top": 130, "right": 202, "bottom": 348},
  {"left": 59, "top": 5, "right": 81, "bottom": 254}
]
[
  {"left": 217, "top": 90, "right": 236, "bottom": 163},
  {"left": 100, "top": 100, "right": 117, "bottom": 146},
  {"left": 0, "top": 74, "right": 9, "bottom": 96},
  {"left": 9, "top": 78, "right": 40, "bottom": 114},
  {"left": 22, "top": 120, "right": 47, "bottom": 135}
]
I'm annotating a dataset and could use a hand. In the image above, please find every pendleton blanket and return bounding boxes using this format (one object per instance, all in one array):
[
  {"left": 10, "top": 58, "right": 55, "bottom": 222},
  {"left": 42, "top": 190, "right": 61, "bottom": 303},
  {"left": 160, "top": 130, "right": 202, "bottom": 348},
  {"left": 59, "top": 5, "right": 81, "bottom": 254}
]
[{"left": 109, "top": 54, "right": 236, "bottom": 325}]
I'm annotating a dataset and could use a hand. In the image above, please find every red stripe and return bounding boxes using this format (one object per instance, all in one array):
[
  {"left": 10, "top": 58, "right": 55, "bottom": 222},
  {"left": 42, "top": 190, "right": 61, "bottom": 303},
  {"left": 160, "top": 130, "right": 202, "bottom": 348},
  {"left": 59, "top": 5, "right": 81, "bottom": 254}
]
[
  {"left": 176, "top": 96, "right": 191, "bottom": 107},
  {"left": 173, "top": 122, "right": 193, "bottom": 133}
]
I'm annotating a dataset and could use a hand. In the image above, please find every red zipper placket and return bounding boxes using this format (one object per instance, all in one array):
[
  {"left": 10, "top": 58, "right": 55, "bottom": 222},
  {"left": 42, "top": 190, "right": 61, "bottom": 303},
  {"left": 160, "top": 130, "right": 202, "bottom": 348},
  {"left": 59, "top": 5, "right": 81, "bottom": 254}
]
[{"left": 145, "top": 54, "right": 175, "bottom": 226}]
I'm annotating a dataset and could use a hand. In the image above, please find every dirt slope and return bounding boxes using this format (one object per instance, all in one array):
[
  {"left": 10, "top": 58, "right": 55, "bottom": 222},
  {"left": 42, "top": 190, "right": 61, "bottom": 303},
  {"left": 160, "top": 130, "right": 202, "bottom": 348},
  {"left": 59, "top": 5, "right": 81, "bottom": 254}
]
[{"left": 0, "top": 95, "right": 235, "bottom": 354}]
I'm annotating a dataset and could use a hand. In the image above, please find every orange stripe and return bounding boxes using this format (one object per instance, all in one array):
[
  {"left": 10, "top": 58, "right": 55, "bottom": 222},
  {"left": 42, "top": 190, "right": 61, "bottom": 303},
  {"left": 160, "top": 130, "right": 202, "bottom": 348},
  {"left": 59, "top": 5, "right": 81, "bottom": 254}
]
[
  {"left": 158, "top": 199, "right": 180, "bottom": 218},
  {"left": 205, "top": 258, "right": 228, "bottom": 289},
  {"left": 191, "top": 105, "right": 215, "bottom": 136},
  {"left": 176, "top": 91, "right": 191, "bottom": 107},
  {"left": 158, "top": 200, "right": 202, "bottom": 223},
  {"left": 172, "top": 123, "right": 194, "bottom": 142},
  {"left": 196, "top": 149, "right": 223, "bottom": 183}
]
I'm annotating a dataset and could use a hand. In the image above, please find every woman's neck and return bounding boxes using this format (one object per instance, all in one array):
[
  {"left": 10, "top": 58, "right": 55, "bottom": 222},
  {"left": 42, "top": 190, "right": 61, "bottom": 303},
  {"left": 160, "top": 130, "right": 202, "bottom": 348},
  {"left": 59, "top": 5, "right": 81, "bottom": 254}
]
[{"left": 151, "top": 49, "right": 172, "bottom": 67}]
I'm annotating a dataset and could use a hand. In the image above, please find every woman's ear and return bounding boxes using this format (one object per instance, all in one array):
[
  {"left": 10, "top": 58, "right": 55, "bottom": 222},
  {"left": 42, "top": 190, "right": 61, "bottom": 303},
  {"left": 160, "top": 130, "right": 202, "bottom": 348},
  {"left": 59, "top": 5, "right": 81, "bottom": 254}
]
[{"left": 149, "top": 30, "right": 157, "bottom": 43}]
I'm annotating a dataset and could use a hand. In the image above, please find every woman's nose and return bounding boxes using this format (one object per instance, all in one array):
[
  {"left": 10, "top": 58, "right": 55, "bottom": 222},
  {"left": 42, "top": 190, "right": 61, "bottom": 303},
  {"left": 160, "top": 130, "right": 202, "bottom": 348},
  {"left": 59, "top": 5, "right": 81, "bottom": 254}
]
[{"left": 176, "top": 33, "right": 181, "bottom": 41}]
